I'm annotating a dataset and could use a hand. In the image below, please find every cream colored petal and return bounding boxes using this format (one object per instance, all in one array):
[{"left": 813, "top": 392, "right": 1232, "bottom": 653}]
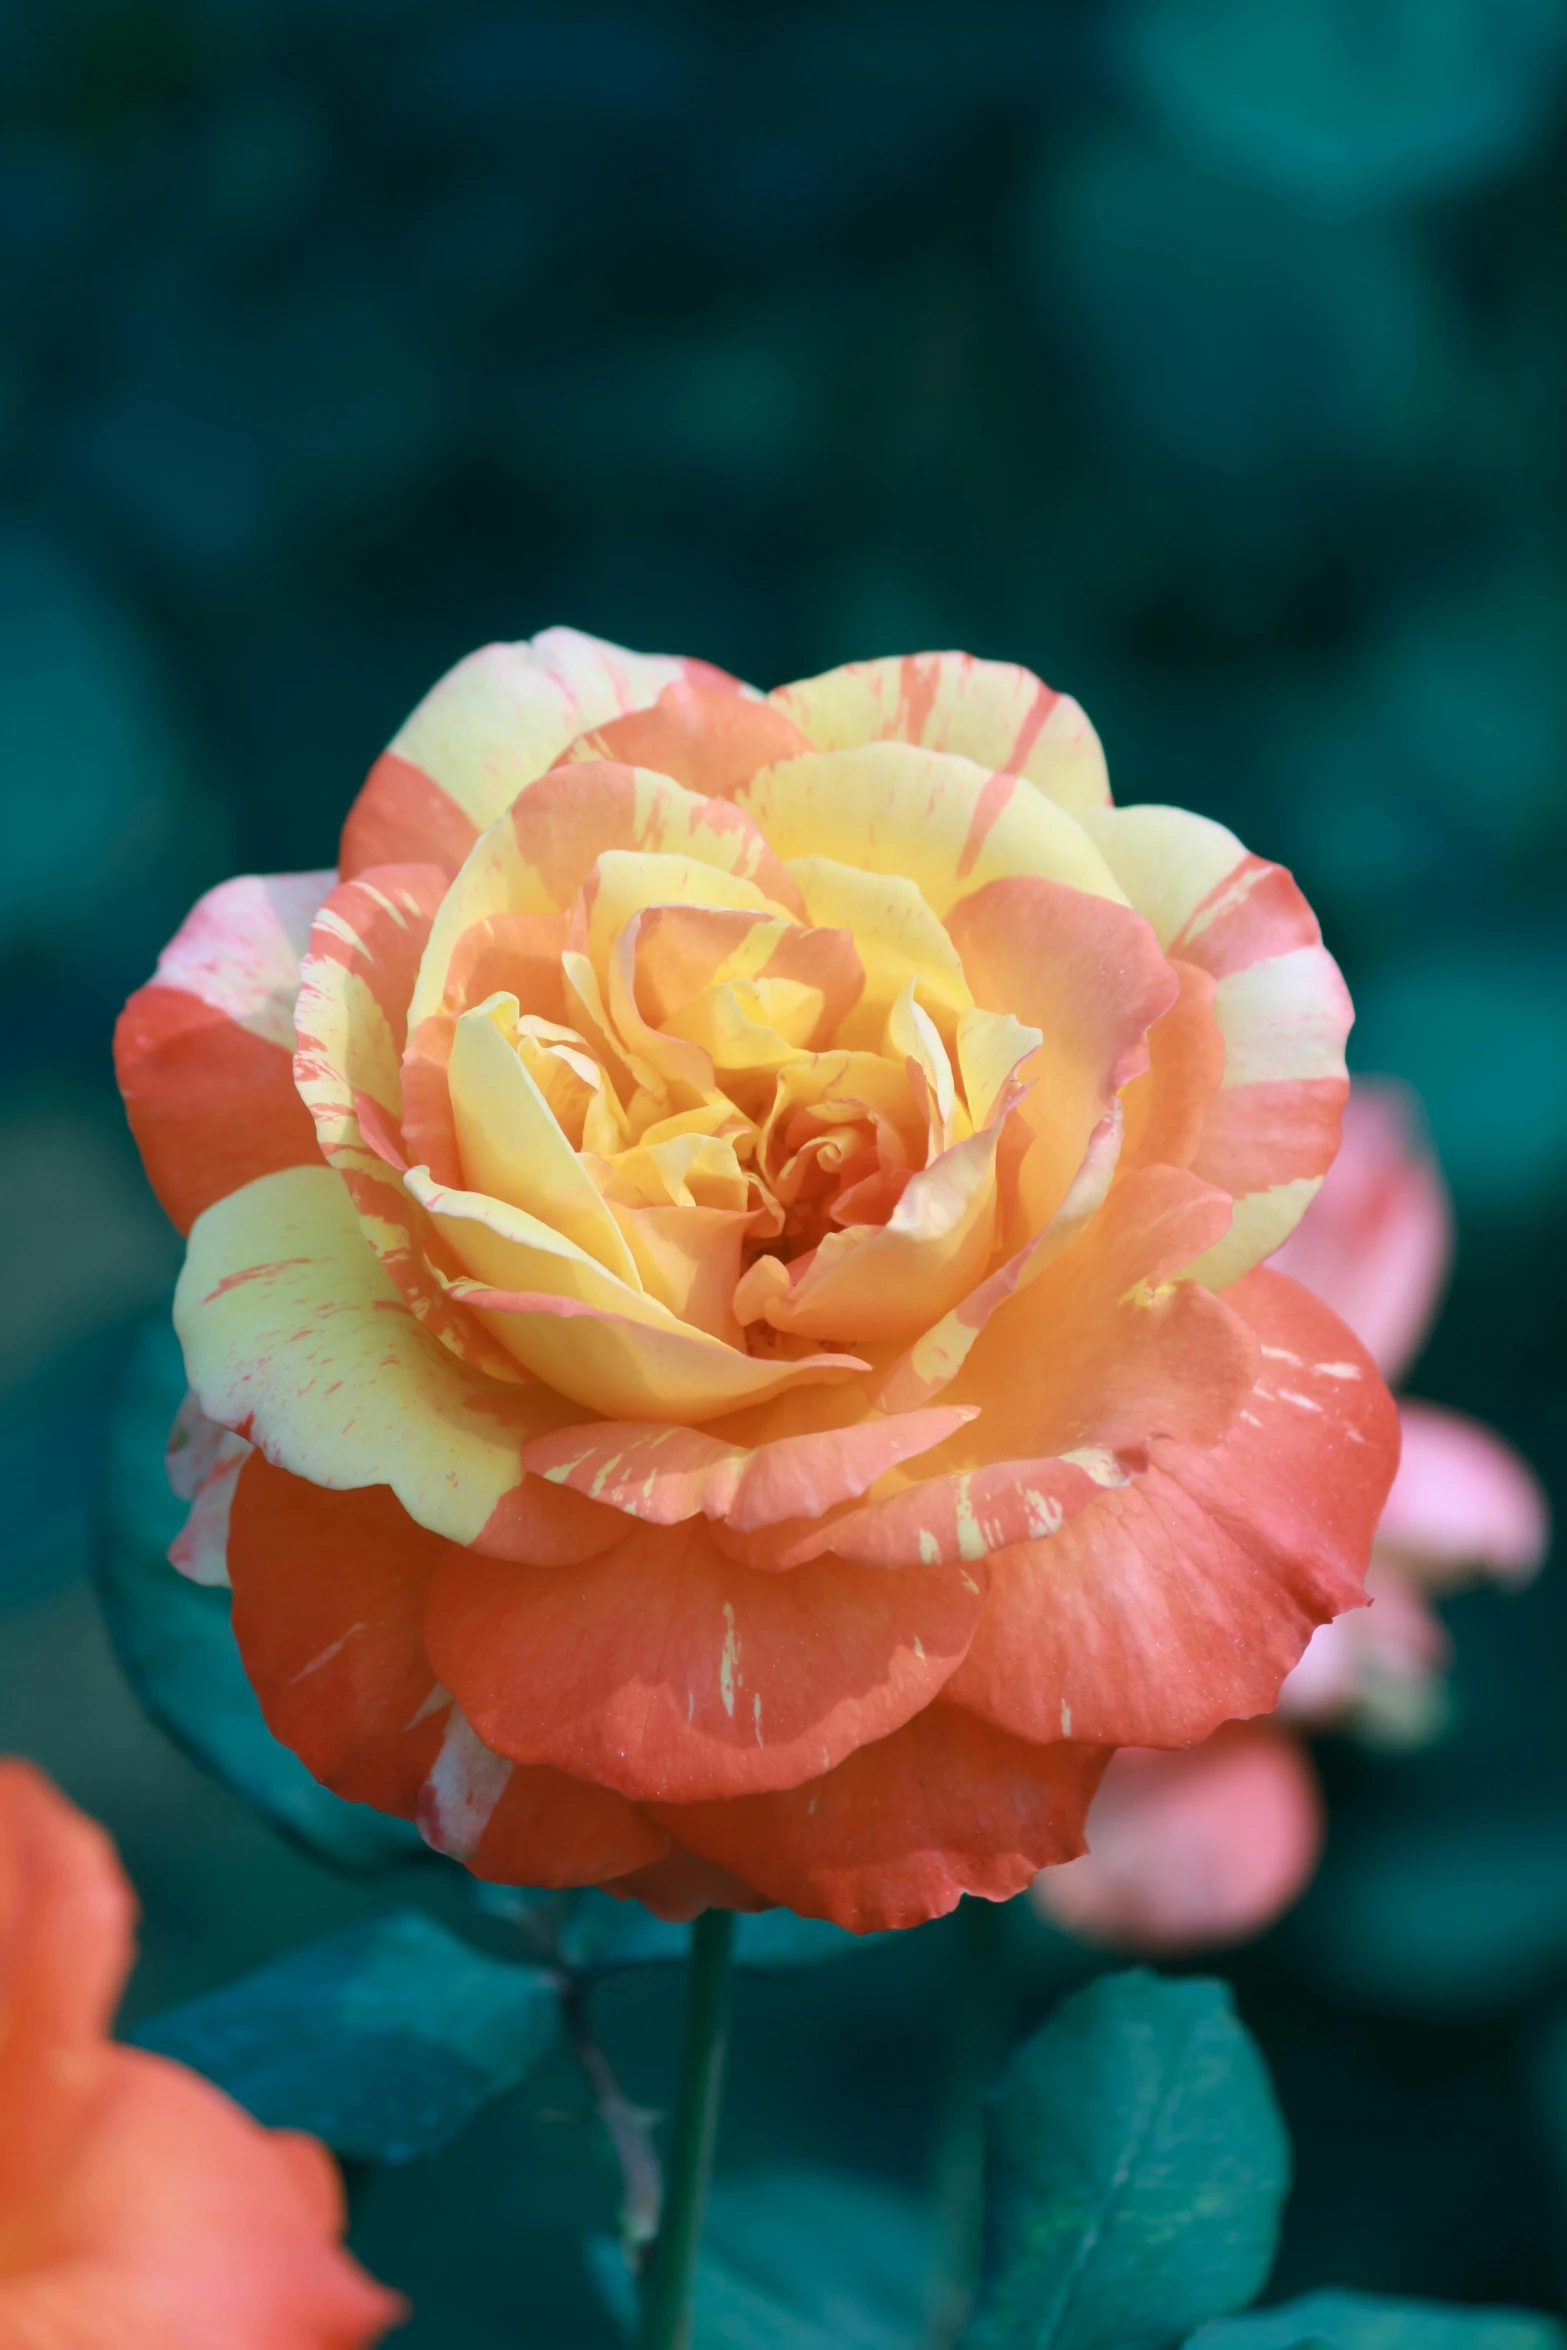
[
  {"left": 768, "top": 650, "right": 1111, "bottom": 813},
  {"left": 957, "top": 1006, "right": 1044, "bottom": 1130},
  {"left": 175, "top": 1165, "right": 577, "bottom": 1546},
  {"left": 735, "top": 743, "right": 1125, "bottom": 920}
]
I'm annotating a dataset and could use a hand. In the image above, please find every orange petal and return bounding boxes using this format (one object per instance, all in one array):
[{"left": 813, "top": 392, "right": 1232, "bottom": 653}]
[
  {"left": 649, "top": 1703, "right": 1109, "bottom": 1932},
  {"left": 1119, "top": 958, "right": 1226, "bottom": 1172},
  {"left": 517, "top": 1403, "right": 978, "bottom": 1532},
  {"left": 1083, "top": 805, "right": 1352, "bottom": 1281},
  {"left": 115, "top": 873, "right": 334, "bottom": 1235},
  {"left": 424, "top": 1522, "right": 986, "bottom": 1804},
  {"left": 946, "top": 874, "right": 1178, "bottom": 1238},
  {"left": 943, "top": 1268, "right": 1399, "bottom": 1749},
  {"left": 561, "top": 673, "right": 812, "bottom": 798}
]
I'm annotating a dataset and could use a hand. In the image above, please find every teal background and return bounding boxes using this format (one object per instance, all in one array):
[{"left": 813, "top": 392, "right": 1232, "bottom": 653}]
[{"left": 1, "top": 1, "right": 1565, "bottom": 2339}]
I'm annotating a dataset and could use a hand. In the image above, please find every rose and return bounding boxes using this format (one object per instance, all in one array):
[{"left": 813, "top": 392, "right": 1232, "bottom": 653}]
[
  {"left": 0, "top": 1760, "right": 401, "bottom": 2347},
  {"left": 1033, "top": 1078, "right": 1549, "bottom": 1952},
  {"left": 116, "top": 631, "right": 1398, "bottom": 1933}
]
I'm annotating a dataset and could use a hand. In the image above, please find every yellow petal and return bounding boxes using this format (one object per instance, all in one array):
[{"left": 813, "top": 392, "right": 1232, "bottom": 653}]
[
  {"left": 446, "top": 993, "right": 641, "bottom": 1286},
  {"left": 768, "top": 651, "right": 1111, "bottom": 813},
  {"left": 788, "top": 856, "right": 973, "bottom": 1050},
  {"left": 734, "top": 744, "right": 1125, "bottom": 920}
]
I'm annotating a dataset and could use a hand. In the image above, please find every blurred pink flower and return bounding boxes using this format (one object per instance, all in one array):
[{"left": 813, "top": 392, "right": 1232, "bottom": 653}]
[{"left": 1034, "top": 1078, "right": 1549, "bottom": 1952}]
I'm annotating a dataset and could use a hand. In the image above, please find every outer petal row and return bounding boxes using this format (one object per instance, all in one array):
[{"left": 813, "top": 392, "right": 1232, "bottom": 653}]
[
  {"left": 340, "top": 628, "right": 738, "bottom": 878},
  {"left": 1084, "top": 805, "right": 1353, "bottom": 1285}
]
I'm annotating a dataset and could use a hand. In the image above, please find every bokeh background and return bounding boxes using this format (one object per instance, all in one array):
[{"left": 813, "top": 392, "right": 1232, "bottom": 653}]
[{"left": 2, "top": 0, "right": 1565, "bottom": 2339}]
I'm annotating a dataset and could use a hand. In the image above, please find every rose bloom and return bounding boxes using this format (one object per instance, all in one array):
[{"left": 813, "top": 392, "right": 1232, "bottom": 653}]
[
  {"left": 115, "top": 633, "right": 1399, "bottom": 1933},
  {"left": 1036, "top": 1080, "right": 1549, "bottom": 1953},
  {"left": 0, "top": 1760, "right": 401, "bottom": 2348}
]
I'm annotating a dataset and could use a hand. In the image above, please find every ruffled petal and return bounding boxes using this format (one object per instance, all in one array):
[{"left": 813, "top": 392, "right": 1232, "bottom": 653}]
[
  {"left": 340, "top": 627, "right": 730, "bottom": 877},
  {"left": 778, "top": 1166, "right": 1257, "bottom": 1570},
  {"left": 424, "top": 1522, "right": 987, "bottom": 1804},
  {"left": 733, "top": 744, "right": 1125, "bottom": 924},
  {"left": 768, "top": 652, "right": 1111, "bottom": 814},
  {"left": 943, "top": 1267, "right": 1399, "bottom": 1748},
  {"left": 517, "top": 1402, "right": 978, "bottom": 1531},
  {"left": 946, "top": 875, "right": 1177, "bottom": 1236},
  {"left": 1082, "top": 806, "right": 1352, "bottom": 1283},
  {"left": 407, "top": 759, "right": 804, "bottom": 1034},
  {"left": 292, "top": 863, "right": 517, "bottom": 1377},
  {"left": 648, "top": 1703, "right": 1109, "bottom": 1932},
  {"left": 115, "top": 873, "right": 333, "bottom": 1234}
]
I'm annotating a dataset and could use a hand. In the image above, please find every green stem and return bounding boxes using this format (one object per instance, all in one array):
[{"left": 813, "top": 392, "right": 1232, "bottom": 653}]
[
  {"left": 927, "top": 1896, "right": 1010, "bottom": 2346},
  {"left": 638, "top": 1907, "right": 737, "bottom": 2350}
]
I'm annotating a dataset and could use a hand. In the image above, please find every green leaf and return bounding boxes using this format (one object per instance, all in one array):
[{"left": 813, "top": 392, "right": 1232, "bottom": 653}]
[
  {"left": 135, "top": 1908, "right": 559, "bottom": 2163},
  {"left": 96, "top": 1318, "right": 424, "bottom": 1871},
  {"left": 963, "top": 1969, "right": 1290, "bottom": 2350},
  {"left": 1187, "top": 2289, "right": 1567, "bottom": 2350},
  {"left": 590, "top": 2168, "right": 927, "bottom": 2349}
]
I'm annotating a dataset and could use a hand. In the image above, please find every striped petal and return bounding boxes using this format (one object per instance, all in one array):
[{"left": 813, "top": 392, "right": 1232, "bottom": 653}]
[
  {"left": 775, "top": 1166, "right": 1257, "bottom": 1570},
  {"left": 424, "top": 1521, "right": 987, "bottom": 1804},
  {"left": 946, "top": 875, "right": 1178, "bottom": 1238},
  {"left": 175, "top": 1163, "right": 633, "bottom": 1561},
  {"left": 115, "top": 873, "right": 332, "bottom": 1234},
  {"left": 768, "top": 652, "right": 1112, "bottom": 815},
  {"left": 516, "top": 1402, "right": 978, "bottom": 1531},
  {"left": 560, "top": 673, "right": 811, "bottom": 797},
  {"left": 1082, "top": 806, "right": 1352, "bottom": 1283},
  {"left": 733, "top": 744, "right": 1125, "bottom": 924},
  {"left": 340, "top": 628, "right": 736, "bottom": 878},
  {"left": 649, "top": 1703, "right": 1109, "bottom": 1932},
  {"left": 943, "top": 1267, "right": 1399, "bottom": 1749},
  {"left": 407, "top": 761, "right": 803, "bottom": 1035}
]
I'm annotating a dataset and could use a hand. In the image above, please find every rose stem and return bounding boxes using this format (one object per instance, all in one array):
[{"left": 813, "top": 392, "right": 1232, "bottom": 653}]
[
  {"left": 637, "top": 1905, "right": 737, "bottom": 2350},
  {"left": 927, "top": 1894, "right": 1010, "bottom": 2344}
]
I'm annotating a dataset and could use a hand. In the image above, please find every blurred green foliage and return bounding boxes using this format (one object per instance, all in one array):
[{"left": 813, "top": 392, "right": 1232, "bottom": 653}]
[{"left": 1, "top": 0, "right": 1565, "bottom": 2341}]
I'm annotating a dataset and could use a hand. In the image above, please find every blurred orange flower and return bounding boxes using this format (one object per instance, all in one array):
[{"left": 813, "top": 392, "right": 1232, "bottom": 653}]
[
  {"left": 1034, "top": 1080, "right": 1550, "bottom": 1952},
  {"left": 0, "top": 1760, "right": 403, "bottom": 2348},
  {"left": 116, "top": 633, "right": 1398, "bottom": 1930}
]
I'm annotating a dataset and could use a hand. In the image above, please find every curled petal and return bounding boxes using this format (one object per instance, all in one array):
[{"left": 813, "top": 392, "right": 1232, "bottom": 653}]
[
  {"left": 561, "top": 673, "right": 811, "bottom": 797},
  {"left": 768, "top": 651, "right": 1111, "bottom": 814},
  {"left": 944, "top": 1268, "right": 1399, "bottom": 1749},
  {"left": 340, "top": 627, "right": 731, "bottom": 877},
  {"left": 115, "top": 873, "right": 332, "bottom": 1234},
  {"left": 946, "top": 875, "right": 1178, "bottom": 1237},
  {"left": 649, "top": 1703, "right": 1109, "bottom": 1932},
  {"left": 1083, "top": 805, "right": 1352, "bottom": 1283},
  {"left": 425, "top": 1522, "right": 987, "bottom": 1804}
]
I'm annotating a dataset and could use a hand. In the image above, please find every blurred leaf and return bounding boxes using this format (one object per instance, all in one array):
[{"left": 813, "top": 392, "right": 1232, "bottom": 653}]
[
  {"left": 963, "top": 1970, "right": 1289, "bottom": 2350},
  {"left": 1289, "top": 1809, "right": 1567, "bottom": 2015},
  {"left": 1033, "top": 131, "right": 1453, "bottom": 495},
  {"left": 1188, "top": 2289, "right": 1567, "bottom": 2349},
  {"left": 97, "top": 1318, "right": 425, "bottom": 1871},
  {"left": 590, "top": 2167, "right": 927, "bottom": 2348},
  {"left": 558, "top": 1888, "right": 881, "bottom": 1973},
  {"left": 135, "top": 1908, "right": 558, "bottom": 2163},
  {"left": 1114, "top": 0, "right": 1567, "bottom": 212}
]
